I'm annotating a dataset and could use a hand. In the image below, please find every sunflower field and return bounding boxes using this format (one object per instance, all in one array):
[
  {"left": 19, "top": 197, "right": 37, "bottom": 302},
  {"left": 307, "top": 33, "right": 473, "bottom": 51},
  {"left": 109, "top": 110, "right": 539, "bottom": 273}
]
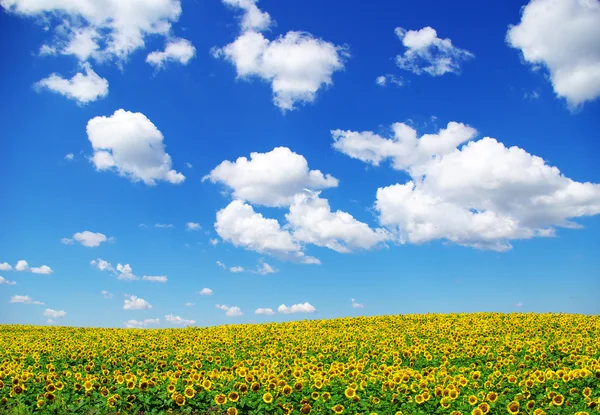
[{"left": 1, "top": 313, "right": 599, "bottom": 415}]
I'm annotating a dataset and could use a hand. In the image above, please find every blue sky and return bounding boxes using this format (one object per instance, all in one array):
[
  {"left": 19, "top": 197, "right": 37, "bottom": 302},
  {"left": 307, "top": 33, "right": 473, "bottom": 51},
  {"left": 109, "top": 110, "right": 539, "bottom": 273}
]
[{"left": 1, "top": 0, "right": 599, "bottom": 328}]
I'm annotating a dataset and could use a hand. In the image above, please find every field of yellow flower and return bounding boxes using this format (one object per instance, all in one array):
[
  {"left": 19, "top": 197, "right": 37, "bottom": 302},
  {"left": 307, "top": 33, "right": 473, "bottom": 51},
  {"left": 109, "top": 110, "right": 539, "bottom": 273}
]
[{"left": 1, "top": 313, "right": 599, "bottom": 415}]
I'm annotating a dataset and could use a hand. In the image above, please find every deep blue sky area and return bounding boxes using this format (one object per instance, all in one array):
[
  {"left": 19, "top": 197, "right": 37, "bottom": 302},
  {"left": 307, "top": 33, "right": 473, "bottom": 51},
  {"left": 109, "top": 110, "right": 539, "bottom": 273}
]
[{"left": 0, "top": 0, "right": 598, "bottom": 328}]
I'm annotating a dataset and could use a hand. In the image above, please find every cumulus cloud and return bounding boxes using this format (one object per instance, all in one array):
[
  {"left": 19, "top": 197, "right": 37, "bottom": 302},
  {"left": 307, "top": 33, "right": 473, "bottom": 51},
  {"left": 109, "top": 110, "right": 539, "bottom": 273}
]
[
  {"left": 351, "top": 298, "right": 364, "bottom": 308},
  {"left": 1, "top": 0, "right": 183, "bottom": 62},
  {"left": 229, "top": 266, "right": 245, "bottom": 273},
  {"left": 101, "top": 290, "right": 113, "bottom": 299},
  {"left": 64, "top": 153, "right": 75, "bottom": 161},
  {"left": 185, "top": 222, "right": 201, "bottom": 231},
  {"left": 35, "top": 63, "right": 108, "bottom": 104},
  {"left": 15, "top": 260, "right": 29, "bottom": 272},
  {"left": 67, "top": 230, "right": 110, "bottom": 247},
  {"left": 43, "top": 308, "right": 66, "bottom": 318},
  {"left": 116, "top": 264, "right": 136, "bottom": 281},
  {"left": 142, "top": 275, "right": 167, "bottom": 283},
  {"left": 123, "top": 295, "right": 152, "bottom": 310},
  {"left": 254, "top": 260, "right": 277, "bottom": 275},
  {"left": 278, "top": 302, "right": 316, "bottom": 314},
  {"left": 286, "top": 191, "right": 390, "bottom": 253},
  {"left": 86, "top": 109, "right": 185, "bottom": 185},
  {"left": 146, "top": 38, "right": 196, "bottom": 68},
  {"left": 255, "top": 307, "right": 275, "bottom": 315},
  {"left": 10, "top": 295, "right": 43, "bottom": 305},
  {"left": 506, "top": 0, "right": 600, "bottom": 108},
  {"left": 215, "top": 200, "right": 320, "bottom": 263},
  {"left": 125, "top": 318, "right": 160, "bottom": 328},
  {"left": 90, "top": 258, "right": 115, "bottom": 273},
  {"left": 333, "top": 121, "right": 600, "bottom": 250},
  {"left": 165, "top": 314, "right": 196, "bottom": 325},
  {"left": 0, "top": 262, "right": 12, "bottom": 271},
  {"left": 216, "top": 304, "right": 243, "bottom": 317},
  {"left": 205, "top": 147, "right": 338, "bottom": 207},
  {"left": 0, "top": 276, "right": 16, "bottom": 285},
  {"left": 198, "top": 288, "right": 213, "bottom": 296},
  {"left": 13, "top": 260, "right": 53, "bottom": 274},
  {"left": 394, "top": 26, "right": 474, "bottom": 76},
  {"left": 222, "top": 0, "right": 272, "bottom": 32}
]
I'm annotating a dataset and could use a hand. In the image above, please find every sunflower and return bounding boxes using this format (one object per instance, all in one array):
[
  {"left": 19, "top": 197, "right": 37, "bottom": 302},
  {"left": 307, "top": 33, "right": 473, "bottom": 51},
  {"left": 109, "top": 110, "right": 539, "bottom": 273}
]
[
  {"left": 312, "top": 391, "right": 320, "bottom": 400},
  {"left": 294, "top": 381, "right": 303, "bottom": 391},
  {"left": 36, "top": 399, "right": 45, "bottom": 408},
  {"left": 175, "top": 394, "right": 186, "bottom": 406},
  {"left": 552, "top": 394, "right": 564, "bottom": 406},
  {"left": 283, "top": 385, "right": 293, "bottom": 395},
  {"left": 167, "top": 384, "right": 176, "bottom": 393},
  {"left": 507, "top": 401, "right": 520, "bottom": 414},
  {"left": 202, "top": 379, "right": 212, "bottom": 390},
  {"left": 332, "top": 404, "right": 345, "bottom": 414},
  {"left": 486, "top": 392, "right": 498, "bottom": 402},
  {"left": 472, "top": 409, "right": 483, "bottom": 415},
  {"left": 184, "top": 387, "right": 195, "bottom": 398},
  {"left": 415, "top": 394, "right": 424, "bottom": 404},
  {"left": 440, "top": 397, "right": 451, "bottom": 409},
  {"left": 84, "top": 381, "right": 93, "bottom": 392},
  {"left": 11, "top": 385, "right": 24, "bottom": 395},
  {"left": 322, "top": 392, "right": 331, "bottom": 401},
  {"left": 127, "top": 381, "right": 135, "bottom": 390},
  {"left": 345, "top": 388, "right": 356, "bottom": 398},
  {"left": 100, "top": 387, "right": 109, "bottom": 397},
  {"left": 228, "top": 391, "right": 239, "bottom": 402},
  {"left": 226, "top": 408, "right": 238, "bottom": 415},
  {"left": 478, "top": 402, "right": 490, "bottom": 414},
  {"left": 263, "top": 392, "right": 274, "bottom": 404},
  {"left": 140, "top": 381, "right": 149, "bottom": 391},
  {"left": 215, "top": 394, "right": 227, "bottom": 405},
  {"left": 468, "top": 395, "right": 478, "bottom": 405},
  {"left": 239, "top": 383, "right": 248, "bottom": 393},
  {"left": 251, "top": 382, "right": 260, "bottom": 392}
]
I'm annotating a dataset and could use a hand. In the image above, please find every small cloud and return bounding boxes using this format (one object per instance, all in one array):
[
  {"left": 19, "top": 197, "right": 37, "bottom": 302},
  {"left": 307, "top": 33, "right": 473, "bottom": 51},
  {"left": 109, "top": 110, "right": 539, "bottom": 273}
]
[
  {"left": 43, "top": 308, "right": 66, "bottom": 319},
  {"left": 0, "top": 262, "right": 13, "bottom": 271},
  {"left": 515, "top": 302, "right": 524, "bottom": 308},
  {"left": 278, "top": 302, "right": 316, "bottom": 314},
  {"left": 155, "top": 223, "right": 174, "bottom": 229},
  {"left": 142, "top": 275, "right": 167, "bottom": 283},
  {"left": 198, "top": 288, "right": 213, "bottom": 296},
  {"left": 124, "top": 318, "right": 160, "bottom": 328},
  {"left": 61, "top": 238, "right": 74, "bottom": 245},
  {"left": 255, "top": 307, "right": 275, "bottom": 315},
  {"left": 165, "top": 314, "right": 196, "bottom": 325},
  {"left": 523, "top": 90, "right": 540, "bottom": 100},
  {"left": 0, "top": 276, "right": 16, "bottom": 285},
  {"left": 15, "top": 260, "right": 30, "bottom": 272},
  {"left": 31, "top": 265, "right": 53, "bottom": 275},
  {"left": 10, "top": 295, "right": 44, "bottom": 305},
  {"left": 123, "top": 295, "right": 152, "bottom": 310},
  {"left": 70, "top": 231, "right": 110, "bottom": 247},
  {"left": 209, "top": 238, "right": 219, "bottom": 246},
  {"left": 184, "top": 302, "right": 195, "bottom": 307},
  {"left": 64, "top": 153, "right": 75, "bottom": 161},
  {"left": 139, "top": 223, "right": 148, "bottom": 228},
  {"left": 101, "top": 290, "right": 113, "bottom": 299},
  {"left": 186, "top": 162, "right": 193, "bottom": 168},
  {"left": 253, "top": 260, "right": 278, "bottom": 275},
  {"left": 216, "top": 304, "right": 243, "bottom": 317},
  {"left": 116, "top": 264, "right": 137, "bottom": 281},
  {"left": 375, "top": 74, "right": 403, "bottom": 87},
  {"left": 230, "top": 266, "right": 244, "bottom": 273},
  {"left": 351, "top": 298, "right": 364, "bottom": 308},
  {"left": 216, "top": 261, "right": 226, "bottom": 269},
  {"left": 186, "top": 222, "right": 201, "bottom": 231}
]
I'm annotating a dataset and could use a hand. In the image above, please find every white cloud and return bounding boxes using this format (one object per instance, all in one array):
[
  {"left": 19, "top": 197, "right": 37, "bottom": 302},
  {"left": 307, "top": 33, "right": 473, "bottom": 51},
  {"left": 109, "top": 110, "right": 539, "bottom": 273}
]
[
  {"left": 286, "top": 191, "right": 390, "bottom": 253},
  {"left": 0, "top": 276, "right": 16, "bottom": 285},
  {"left": 125, "top": 318, "right": 160, "bottom": 328},
  {"left": 215, "top": 200, "right": 319, "bottom": 264},
  {"left": 13, "top": 260, "right": 53, "bottom": 274},
  {"left": 116, "top": 264, "right": 136, "bottom": 281},
  {"left": 1, "top": 0, "right": 183, "bottom": 62},
  {"left": 64, "top": 153, "right": 75, "bottom": 161},
  {"left": 185, "top": 162, "right": 193, "bottom": 168},
  {"left": 101, "top": 290, "right": 113, "bottom": 299},
  {"left": 142, "top": 275, "right": 167, "bottom": 283},
  {"left": 255, "top": 307, "right": 275, "bottom": 315},
  {"left": 198, "top": 288, "right": 213, "bottom": 296},
  {"left": 334, "top": 121, "right": 600, "bottom": 250},
  {"left": 71, "top": 230, "right": 109, "bottom": 247},
  {"left": 216, "top": 261, "right": 226, "bottom": 269},
  {"left": 351, "top": 298, "right": 364, "bottom": 308},
  {"left": 91, "top": 258, "right": 115, "bottom": 273},
  {"left": 184, "top": 302, "right": 195, "bottom": 306},
  {"left": 86, "top": 109, "right": 185, "bottom": 186},
  {"left": 375, "top": 74, "right": 403, "bottom": 87},
  {"left": 394, "top": 26, "right": 474, "bottom": 76},
  {"left": 206, "top": 147, "right": 338, "bottom": 207},
  {"left": 139, "top": 223, "right": 148, "bottom": 228},
  {"left": 155, "top": 223, "right": 174, "bottom": 228},
  {"left": 0, "top": 262, "right": 13, "bottom": 271},
  {"left": 254, "top": 260, "right": 277, "bottom": 275},
  {"left": 165, "top": 314, "right": 196, "bottom": 325},
  {"left": 61, "top": 238, "right": 74, "bottom": 245},
  {"left": 123, "top": 295, "right": 152, "bottom": 310},
  {"left": 15, "top": 260, "right": 29, "bottom": 271},
  {"left": 229, "top": 266, "right": 245, "bottom": 273},
  {"left": 278, "top": 302, "right": 316, "bottom": 314},
  {"left": 222, "top": 0, "right": 272, "bottom": 32},
  {"left": 43, "top": 308, "right": 66, "bottom": 318},
  {"left": 35, "top": 63, "right": 108, "bottom": 104},
  {"left": 146, "top": 38, "right": 196, "bottom": 68},
  {"left": 10, "top": 295, "right": 43, "bottom": 305},
  {"left": 216, "top": 304, "right": 243, "bottom": 317},
  {"left": 506, "top": 0, "right": 600, "bottom": 108},
  {"left": 185, "top": 222, "right": 201, "bottom": 231},
  {"left": 209, "top": 238, "right": 219, "bottom": 246}
]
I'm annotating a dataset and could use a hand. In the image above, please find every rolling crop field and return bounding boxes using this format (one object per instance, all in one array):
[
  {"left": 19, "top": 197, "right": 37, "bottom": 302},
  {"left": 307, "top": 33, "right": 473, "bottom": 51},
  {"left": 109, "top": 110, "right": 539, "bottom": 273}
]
[{"left": 1, "top": 313, "right": 599, "bottom": 415}]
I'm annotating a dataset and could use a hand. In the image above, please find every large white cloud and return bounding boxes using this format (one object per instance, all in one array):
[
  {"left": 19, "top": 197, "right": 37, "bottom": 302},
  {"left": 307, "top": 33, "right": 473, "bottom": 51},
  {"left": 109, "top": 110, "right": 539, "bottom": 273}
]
[
  {"left": 86, "top": 109, "right": 185, "bottom": 185},
  {"left": 146, "top": 38, "right": 196, "bottom": 69},
  {"left": 507, "top": 0, "right": 600, "bottom": 108},
  {"left": 394, "top": 26, "right": 474, "bottom": 76},
  {"left": 215, "top": 200, "right": 320, "bottom": 263},
  {"left": 34, "top": 63, "right": 108, "bottom": 104},
  {"left": 205, "top": 147, "right": 338, "bottom": 207},
  {"left": 123, "top": 295, "right": 152, "bottom": 310},
  {"left": 286, "top": 191, "right": 390, "bottom": 253},
  {"left": 1, "top": 0, "right": 183, "bottom": 62},
  {"left": 333, "top": 121, "right": 600, "bottom": 251},
  {"left": 71, "top": 231, "right": 109, "bottom": 247},
  {"left": 0, "top": 262, "right": 12, "bottom": 271}
]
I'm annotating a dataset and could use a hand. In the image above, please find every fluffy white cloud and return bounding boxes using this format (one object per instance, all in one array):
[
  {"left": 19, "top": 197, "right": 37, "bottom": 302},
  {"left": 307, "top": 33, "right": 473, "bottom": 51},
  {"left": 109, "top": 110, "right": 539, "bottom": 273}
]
[
  {"left": 216, "top": 304, "right": 243, "bottom": 317},
  {"left": 1, "top": 0, "right": 183, "bottom": 62},
  {"left": 116, "top": 264, "right": 136, "bottom": 281},
  {"left": 506, "top": 0, "right": 600, "bottom": 108},
  {"left": 91, "top": 258, "right": 115, "bottom": 273},
  {"left": 125, "top": 318, "right": 160, "bottom": 328},
  {"left": 222, "top": 0, "right": 271, "bottom": 32},
  {"left": 142, "top": 275, "right": 167, "bottom": 283},
  {"left": 394, "top": 26, "right": 474, "bottom": 76},
  {"left": 229, "top": 266, "right": 245, "bottom": 273},
  {"left": 165, "top": 314, "right": 196, "bottom": 325},
  {"left": 35, "top": 63, "right": 108, "bottom": 104},
  {"left": 215, "top": 200, "right": 319, "bottom": 263},
  {"left": 13, "top": 260, "right": 53, "bottom": 274},
  {"left": 198, "top": 288, "right": 213, "bottom": 296},
  {"left": 10, "top": 295, "right": 43, "bottom": 304},
  {"left": 86, "top": 109, "right": 185, "bottom": 185},
  {"left": 375, "top": 74, "right": 403, "bottom": 87},
  {"left": 123, "top": 295, "right": 152, "bottom": 310},
  {"left": 334, "top": 121, "right": 600, "bottom": 250},
  {"left": 101, "top": 290, "right": 113, "bottom": 299},
  {"left": 146, "top": 38, "right": 196, "bottom": 68},
  {"left": 286, "top": 191, "right": 390, "bottom": 253},
  {"left": 278, "top": 302, "right": 316, "bottom": 314},
  {"left": 0, "top": 262, "right": 13, "bottom": 271},
  {"left": 70, "top": 231, "right": 109, "bottom": 247},
  {"left": 215, "top": 0, "right": 348, "bottom": 114},
  {"left": 206, "top": 147, "right": 338, "bottom": 207},
  {"left": 255, "top": 307, "right": 275, "bottom": 315},
  {"left": 43, "top": 309, "right": 66, "bottom": 318},
  {"left": 0, "top": 276, "right": 16, "bottom": 285},
  {"left": 351, "top": 298, "right": 364, "bottom": 308},
  {"left": 185, "top": 222, "right": 201, "bottom": 231}
]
